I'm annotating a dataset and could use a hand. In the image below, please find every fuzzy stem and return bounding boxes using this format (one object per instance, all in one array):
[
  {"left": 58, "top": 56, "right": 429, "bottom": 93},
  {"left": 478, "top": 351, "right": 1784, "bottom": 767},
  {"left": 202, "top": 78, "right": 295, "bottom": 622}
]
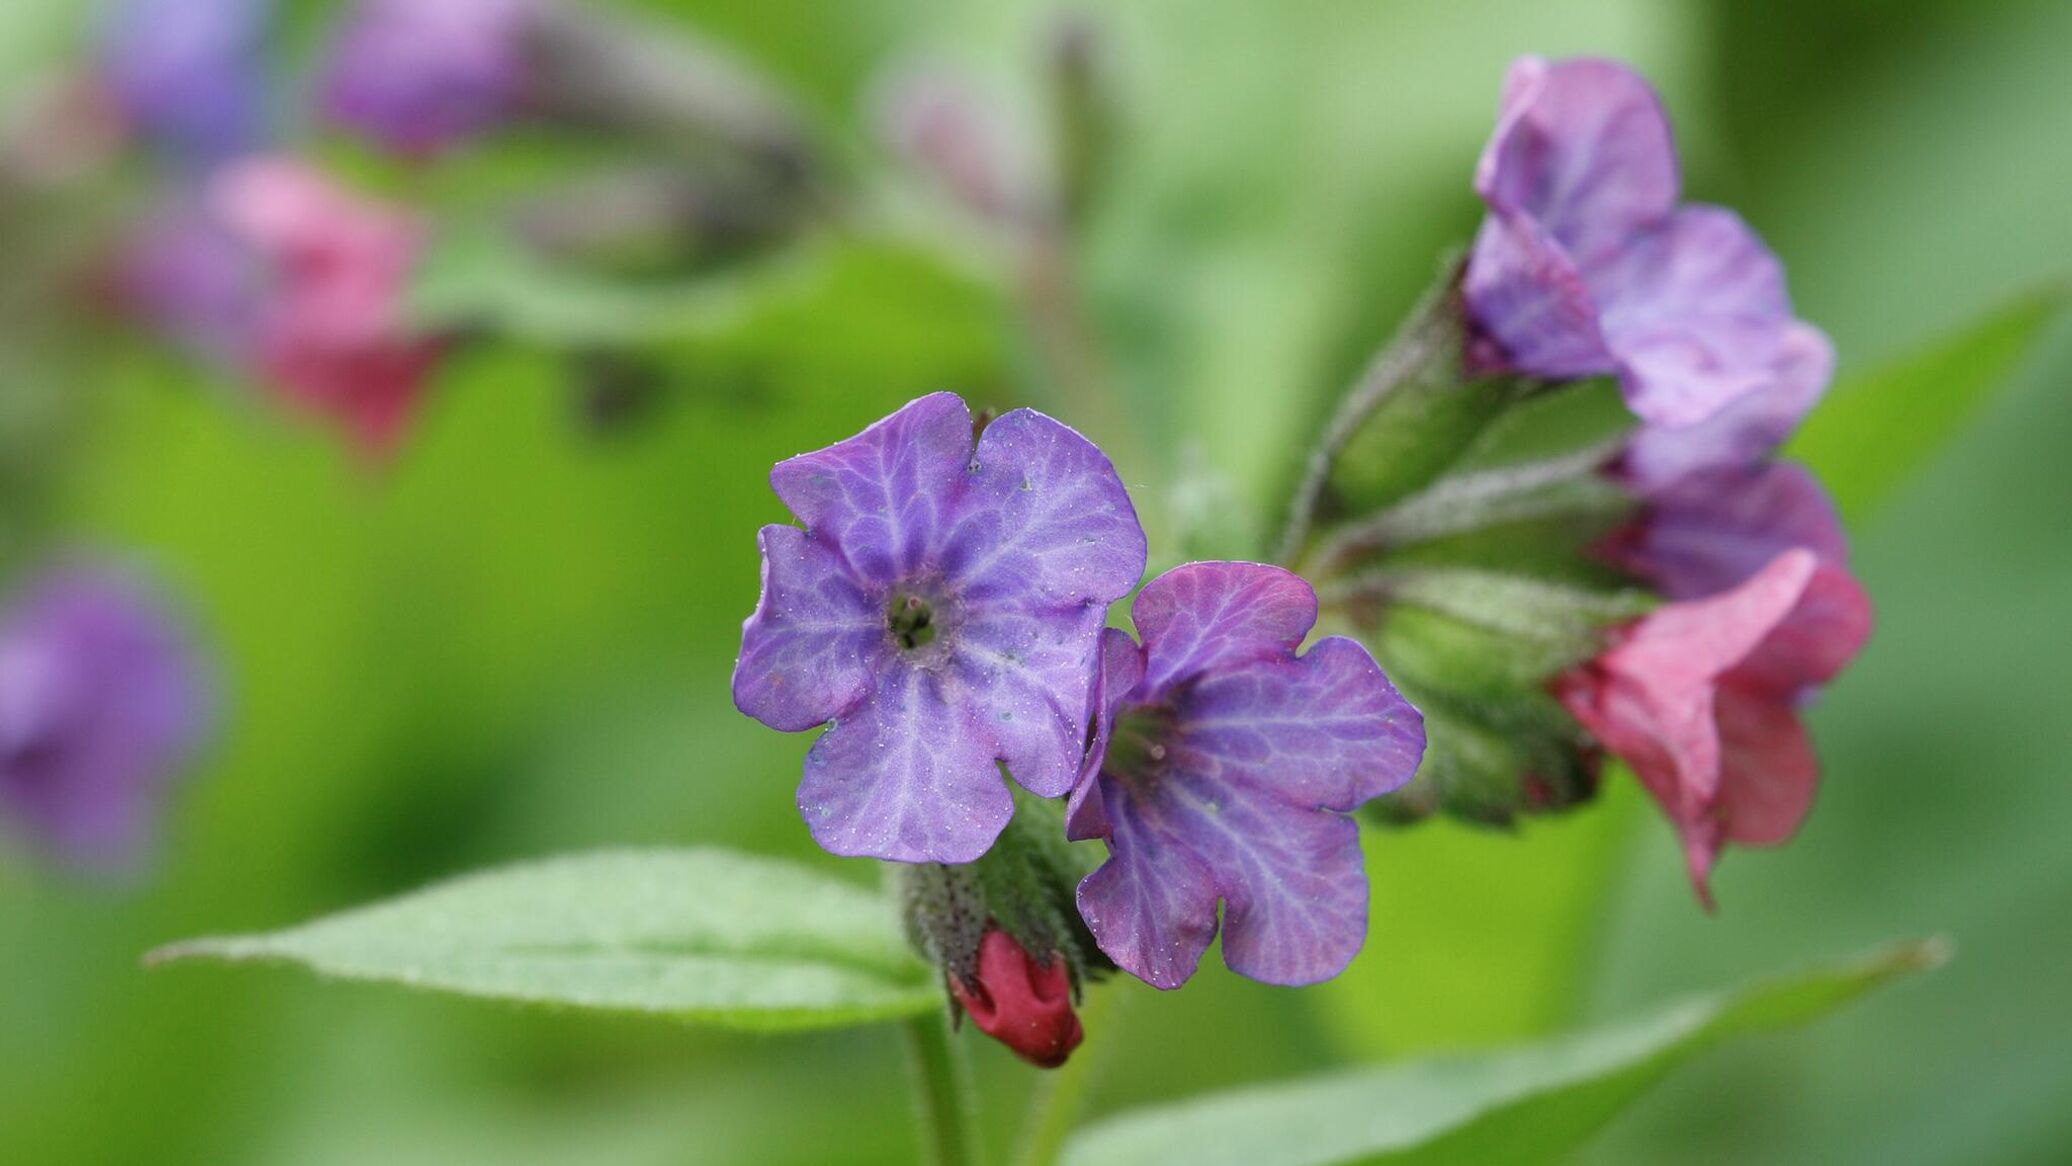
[
  {"left": 1273, "top": 261, "right": 1467, "bottom": 566},
  {"left": 1302, "top": 440, "right": 1628, "bottom": 578},
  {"left": 1012, "top": 985, "right": 1124, "bottom": 1166},
  {"left": 904, "top": 1013, "right": 984, "bottom": 1166}
]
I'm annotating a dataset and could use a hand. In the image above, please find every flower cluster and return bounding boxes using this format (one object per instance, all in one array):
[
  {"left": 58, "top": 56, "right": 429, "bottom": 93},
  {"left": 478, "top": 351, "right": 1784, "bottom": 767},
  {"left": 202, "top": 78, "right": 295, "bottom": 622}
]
[
  {"left": 1452, "top": 57, "right": 1870, "bottom": 901},
  {"left": 93, "top": 0, "right": 819, "bottom": 461},
  {"left": 734, "top": 393, "right": 1427, "bottom": 1020},
  {"left": 119, "top": 158, "right": 443, "bottom": 460},
  {"left": 730, "top": 54, "right": 1875, "bottom": 1060}
]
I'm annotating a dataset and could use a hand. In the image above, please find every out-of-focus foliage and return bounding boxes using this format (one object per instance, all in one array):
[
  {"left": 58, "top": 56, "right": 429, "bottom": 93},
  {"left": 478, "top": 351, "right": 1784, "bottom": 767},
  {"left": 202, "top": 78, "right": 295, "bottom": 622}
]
[{"left": 1, "top": 0, "right": 2067, "bottom": 1164}]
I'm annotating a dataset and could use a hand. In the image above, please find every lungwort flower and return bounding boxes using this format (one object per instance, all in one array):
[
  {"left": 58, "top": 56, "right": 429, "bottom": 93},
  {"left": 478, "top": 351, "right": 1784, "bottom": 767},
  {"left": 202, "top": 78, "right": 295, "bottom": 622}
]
[
  {"left": 733, "top": 392, "right": 1146, "bottom": 864},
  {"left": 99, "top": 0, "right": 271, "bottom": 167},
  {"left": 1463, "top": 56, "right": 1823, "bottom": 431},
  {"left": 0, "top": 564, "right": 213, "bottom": 871},
  {"left": 1067, "top": 562, "right": 1425, "bottom": 989},
  {"left": 209, "top": 157, "right": 444, "bottom": 457},
  {"left": 118, "top": 157, "right": 443, "bottom": 457},
  {"left": 319, "top": 0, "right": 538, "bottom": 158},
  {"left": 1552, "top": 549, "right": 1870, "bottom": 904}
]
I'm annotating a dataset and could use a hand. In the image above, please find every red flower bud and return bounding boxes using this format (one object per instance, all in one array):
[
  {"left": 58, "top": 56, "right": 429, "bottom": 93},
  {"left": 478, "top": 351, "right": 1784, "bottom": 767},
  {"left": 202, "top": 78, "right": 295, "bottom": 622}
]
[{"left": 948, "top": 928, "right": 1083, "bottom": 1069}]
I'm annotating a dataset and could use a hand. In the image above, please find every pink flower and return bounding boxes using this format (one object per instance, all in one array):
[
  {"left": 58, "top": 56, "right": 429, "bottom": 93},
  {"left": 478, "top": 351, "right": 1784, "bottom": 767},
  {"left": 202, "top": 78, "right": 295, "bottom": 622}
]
[
  {"left": 207, "top": 157, "right": 442, "bottom": 459},
  {"left": 1552, "top": 549, "right": 1870, "bottom": 905}
]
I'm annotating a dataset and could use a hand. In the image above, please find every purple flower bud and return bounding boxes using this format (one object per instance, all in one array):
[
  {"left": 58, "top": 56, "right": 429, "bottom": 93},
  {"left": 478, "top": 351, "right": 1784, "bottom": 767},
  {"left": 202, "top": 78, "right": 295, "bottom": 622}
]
[
  {"left": 873, "top": 66, "right": 1033, "bottom": 225},
  {"left": 0, "top": 564, "right": 213, "bottom": 872},
  {"left": 1463, "top": 57, "right": 1821, "bottom": 432},
  {"left": 99, "top": 0, "right": 271, "bottom": 166},
  {"left": 733, "top": 393, "right": 1147, "bottom": 864},
  {"left": 318, "top": 0, "right": 538, "bottom": 159},
  {"left": 1068, "top": 563, "right": 1425, "bottom": 989}
]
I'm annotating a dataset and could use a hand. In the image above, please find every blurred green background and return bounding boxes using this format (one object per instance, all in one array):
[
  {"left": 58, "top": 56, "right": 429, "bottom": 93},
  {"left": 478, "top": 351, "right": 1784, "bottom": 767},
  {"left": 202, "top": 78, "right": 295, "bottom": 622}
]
[{"left": 2, "top": 0, "right": 2068, "bottom": 1162}]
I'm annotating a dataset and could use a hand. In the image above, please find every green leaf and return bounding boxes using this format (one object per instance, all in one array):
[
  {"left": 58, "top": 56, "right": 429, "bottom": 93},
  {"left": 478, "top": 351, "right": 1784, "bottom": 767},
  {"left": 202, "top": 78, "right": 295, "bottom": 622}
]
[
  {"left": 1061, "top": 939, "right": 1946, "bottom": 1166},
  {"left": 149, "top": 848, "right": 940, "bottom": 1032},
  {"left": 1790, "top": 287, "right": 2065, "bottom": 520}
]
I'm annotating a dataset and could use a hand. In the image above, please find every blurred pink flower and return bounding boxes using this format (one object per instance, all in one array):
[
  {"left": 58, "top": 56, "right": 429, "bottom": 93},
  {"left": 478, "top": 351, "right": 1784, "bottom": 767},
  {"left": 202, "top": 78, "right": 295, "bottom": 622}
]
[
  {"left": 1552, "top": 549, "right": 1871, "bottom": 905},
  {"left": 207, "top": 157, "right": 442, "bottom": 458}
]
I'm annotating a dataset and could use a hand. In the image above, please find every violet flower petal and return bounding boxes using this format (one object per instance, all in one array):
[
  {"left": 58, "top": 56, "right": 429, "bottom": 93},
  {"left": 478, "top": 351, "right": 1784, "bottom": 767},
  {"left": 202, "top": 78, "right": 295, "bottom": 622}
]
[
  {"left": 1616, "top": 322, "right": 1834, "bottom": 489},
  {"left": 1474, "top": 55, "right": 1680, "bottom": 270},
  {"left": 768, "top": 392, "right": 974, "bottom": 585},
  {"left": 1131, "top": 558, "right": 1315, "bottom": 696},
  {"left": 953, "top": 604, "right": 1108, "bottom": 801},
  {"left": 941, "top": 408, "right": 1148, "bottom": 607},
  {"left": 1592, "top": 206, "right": 1791, "bottom": 427},
  {"left": 796, "top": 666, "right": 1012, "bottom": 864},
  {"left": 730, "top": 525, "right": 884, "bottom": 733}
]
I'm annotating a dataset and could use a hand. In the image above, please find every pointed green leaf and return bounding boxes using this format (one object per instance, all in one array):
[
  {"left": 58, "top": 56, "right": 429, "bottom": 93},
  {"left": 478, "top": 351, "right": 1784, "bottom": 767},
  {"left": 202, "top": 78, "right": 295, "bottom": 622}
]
[
  {"left": 1061, "top": 939, "right": 1946, "bottom": 1166},
  {"left": 150, "top": 849, "right": 940, "bottom": 1032},
  {"left": 1790, "top": 288, "right": 2065, "bottom": 519}
]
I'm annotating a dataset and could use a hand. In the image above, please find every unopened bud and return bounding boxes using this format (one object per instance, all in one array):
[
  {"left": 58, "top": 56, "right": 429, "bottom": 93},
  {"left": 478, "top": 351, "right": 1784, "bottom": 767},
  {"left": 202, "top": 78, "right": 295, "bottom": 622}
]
[
  {"left": 948, "top": 927, "right": 1083, "bottom": 1068},
  {"left": 896, "top": 791, "right": 1106, "bottom": 1067}
]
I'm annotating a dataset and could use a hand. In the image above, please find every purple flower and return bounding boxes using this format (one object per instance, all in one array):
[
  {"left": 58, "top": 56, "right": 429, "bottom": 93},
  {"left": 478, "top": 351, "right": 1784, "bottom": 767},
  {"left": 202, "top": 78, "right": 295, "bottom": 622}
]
[
  {"left": 1463, "top": 56, "right": 1823, "bottom": 431},
  {"left": 318, "top": 0, "right": 538, "bottom": 158},
  {"left": 1600, "top": 462, "right": 1848, "bottom": 602},
  {"left": 733, "top": 393, "right": 1146, "bottom": 864},
  {"left": 0, "top": 564, "right": 213, "bottom": 871},
  {"left": 99, "top": 0, "right": 271, "bottom": 167},
  {"left": 1612, "top": 322, "right": 1833, "bottom": 490},
  {"left": 1066, "top": 563, "right": 1425, "bottom": 989},
  {"left": 115, "top": 201, "right": 266, "bottom": 364}
]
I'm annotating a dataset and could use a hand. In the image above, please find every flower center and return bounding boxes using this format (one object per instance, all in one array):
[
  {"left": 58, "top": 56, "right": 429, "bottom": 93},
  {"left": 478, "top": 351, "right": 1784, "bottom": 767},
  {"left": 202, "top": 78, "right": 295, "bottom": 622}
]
[
  {"left": 887, "top": 592, "right": 941, "bottom": 651},
  {"left": 1104, "top": 703, "right": 1179, "bottom": 789}
]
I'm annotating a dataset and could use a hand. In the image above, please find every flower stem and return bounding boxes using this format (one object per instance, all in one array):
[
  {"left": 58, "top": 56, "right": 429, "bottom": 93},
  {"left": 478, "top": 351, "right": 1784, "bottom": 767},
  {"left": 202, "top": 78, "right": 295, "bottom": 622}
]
[
  {"left": 904, "top": 1013, "right": 984, "bottom": 1166},
  {"left": 1273, "top": 263, "right": 1462, "bottom": 566},
  {"left": 1012, "top": 985, "right": 1124, "bottom": 1166},
  {"left": 1301, "top": 440, "right": 1628, "bottom": 579}
]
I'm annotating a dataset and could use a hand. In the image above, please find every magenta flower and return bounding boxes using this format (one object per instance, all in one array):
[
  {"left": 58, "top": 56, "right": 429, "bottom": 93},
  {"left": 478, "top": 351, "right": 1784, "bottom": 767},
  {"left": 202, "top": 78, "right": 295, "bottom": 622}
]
[
  {"left": 99, "top": 0, "right": 271, "bottom": 167},
  {"left": 1463, "top": 56, "right": 1824, "bottom": 430},
  {"left": 319, "top": 0, "right": 537, "bottom": 159},
  {"left": 1600, "top": 461, "right": 1847, "bottom": 602},
  {"left": 207, "top": 157, "right": 443, "bottom": 458},
  {"left": 0, "top": 564, "right": 213, "bottom": 872},
  {"left": 733, "top": 393, "right": 1146, "bottom": 864},
  {"left": 1552, "top": 549, "right": 1870, "bottom": 904},
  {"left": 1066, "top": 562, "right": 1425, "bottom": 989}
]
